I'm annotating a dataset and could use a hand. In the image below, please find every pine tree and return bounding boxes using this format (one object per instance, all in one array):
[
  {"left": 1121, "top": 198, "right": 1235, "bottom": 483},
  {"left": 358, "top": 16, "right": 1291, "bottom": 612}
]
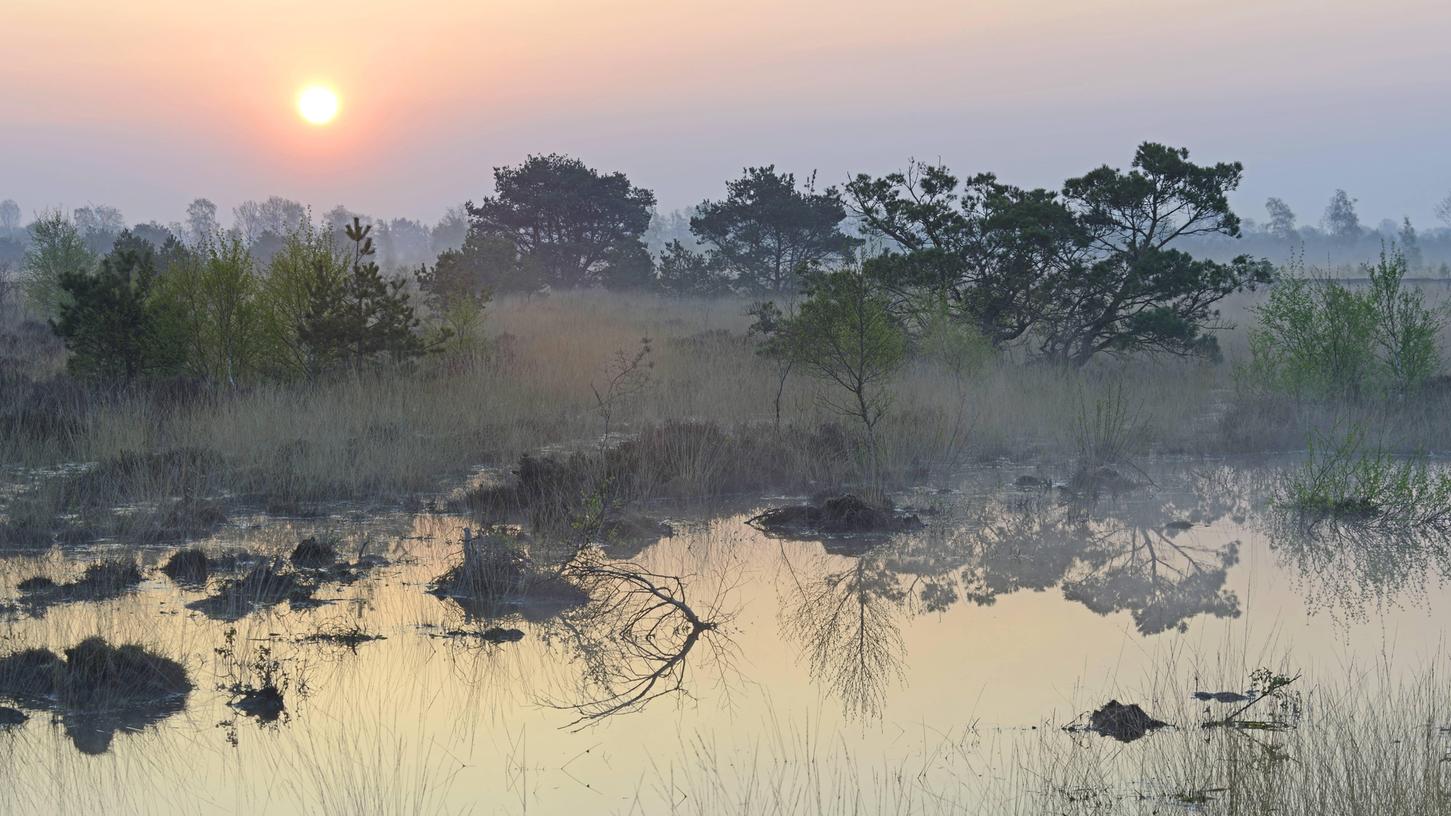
[
  {"left": 52, "top": 231, "right": 182, "bottom": 382},
  {"left": 299, "top": 217, "right": 431, "bottom": 371}
]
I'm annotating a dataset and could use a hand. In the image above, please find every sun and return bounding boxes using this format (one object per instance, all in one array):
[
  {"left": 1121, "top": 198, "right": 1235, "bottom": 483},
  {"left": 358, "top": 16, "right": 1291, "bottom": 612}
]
[{"left": 296, "top": 85, "right": 340, "bottom": 125}]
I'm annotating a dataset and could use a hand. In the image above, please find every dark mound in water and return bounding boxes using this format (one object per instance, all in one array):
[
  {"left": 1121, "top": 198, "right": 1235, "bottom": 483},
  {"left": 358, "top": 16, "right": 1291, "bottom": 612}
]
[
  {"left": 0, "top": 706, "right": 26, "bottom": 726},
  {"left": 55, "top": 638, "right": 192, "bottom": 708},
  {"left": 302, "top": 624, "right": 385, "bottom": 650},
  {"left": 0, "top": 648, "right": 64, "bottom": 698},
  {"left": 231, "top": 685, "right": 285, "bottom": 723},
  {"left": 1193, "top": 690, "right": 1251, "bottom": 704},
  {"left": 290, "top": 536, "right": 337, "bottom": 568},
  {"left": 597, "top": 515, "right": 673, "bottom": 558},
  {"left": 186, "top": 563, "right": 314, "bottom": 621},
  {"left": 748, "top": 495, "right": 924, "bottom": 538},
  {"left": 0, "top": 637, "right": 191, "bottom": 753},
  {"left": 480, "top": 627, "right": 525, "bottom": 643},
  {"left": 430, "top": 533, "right": 588, "bottom": 622},
  {"left": 17, "top": 560, "right": 143, "bottom": 610},
  {"left": 1086, "top": 700, "right": 1168, "bottom": 742},
  {"left": 161, "top": 548, "right": 210, "bottom": 585}
]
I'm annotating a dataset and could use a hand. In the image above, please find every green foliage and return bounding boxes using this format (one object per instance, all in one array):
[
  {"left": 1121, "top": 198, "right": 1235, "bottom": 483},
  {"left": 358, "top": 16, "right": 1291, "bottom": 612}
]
[
  {"left": 297, "top": 217, "right": 434, "bottom": 371},
  {"left": 1246, "top": 249, "right": 1442, "bottom": 399},
  {"left": 256, "top": 219, "right": 351, "bottom": 378},
  {"left": 769, "top": 269, "right": 907, "bottom": 488},
  {"left": 1042, "top": 143, "right": 1273, "bottom": 365},
  {"left": 462, "top": 154, "right": 656, "bottom": 290},
  {"left": 687, "top": 166, "right": 859, "bottom": 294},
  {"left": 1278, "top": 426, "right": 1451, "bottom": 526},
  {"left": 848, "top": 163, "right": 1073, "bottom": 347},
  {"left": 416, "top": 248, "right": 493, "bottom": 352},
  {"left": 848, "top": 144, "right": 1271, "bottom": 366},
  {"left": 916, "top": 300, "right": 993, "bottom": 377},
  {"left": 21, "top": 210, "right": 95, "bottom": 320},
  {"left": 154, "top": 231, "right": 265, "bottom": 384},
  {"left": 1366, "top": 248, "right": 1441, "bottom": 391},
  {"left": 52, "top": 231, "right": 182, "bottom": 382}
]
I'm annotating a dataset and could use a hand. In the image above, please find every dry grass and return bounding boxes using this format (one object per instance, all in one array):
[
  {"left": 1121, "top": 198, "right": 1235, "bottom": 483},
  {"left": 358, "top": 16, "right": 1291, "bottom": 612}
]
[{"left": 1, "top": 288, "right": 1449, "bottom": 528}]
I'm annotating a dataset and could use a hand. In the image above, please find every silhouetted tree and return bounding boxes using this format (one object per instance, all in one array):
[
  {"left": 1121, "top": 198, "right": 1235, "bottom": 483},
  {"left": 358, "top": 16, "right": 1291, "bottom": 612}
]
[
  {"left": 1265, "top": 197, "right": 1297, "bottom": 239},
  {"left": 847, "top": 163, "right": 1079, "bottom": 347},
  {"left": 1038, "top": 143, "right": 1272, "bottom": 365},
  {"left": 233, "top": 197, "right": 306, "bottom": 246},
  {"left": 430, "top": 205, "right": 469, "bottom": 256},
  {"left": 0, "top": 199, "right": 20, "bottom": 233},
  {"left": 1323, "top": 189, "right": 1362, "bottom": 243},
  {"left": 686, "top": 166, "right": 859, "bottom": 293},
  {"left": 462, "top": 154, "right": 656, "bottom": 290},
  {"left": 1399, "top": 217, "right": 1423, "bottom": 270},
  {"left": 1436, "top": 193, "right": 1451, "bottom": 230},
  {"left": 376, "top": 217, "right": 432, "bottom": 272},
  {"left": 72, "top": 205, "right": 125, "bottom": 255},
  {"left": 656, "top": 240, "right": 727, "bottom": 296},
  {"left": 130, "top": 221, "right": 177, "bottom": 250},
  {"left": 184, "top": 198, "right": 220, "bottom": 247}
]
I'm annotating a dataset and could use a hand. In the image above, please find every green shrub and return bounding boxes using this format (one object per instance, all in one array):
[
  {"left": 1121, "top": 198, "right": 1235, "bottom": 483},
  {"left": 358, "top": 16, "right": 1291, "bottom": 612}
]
[
  {"left": 1244, "top": 249, "right": 1443, "bottom": 400},
  {"left": 1278, "top": 426, "right": 1451, "bottom": 525}
]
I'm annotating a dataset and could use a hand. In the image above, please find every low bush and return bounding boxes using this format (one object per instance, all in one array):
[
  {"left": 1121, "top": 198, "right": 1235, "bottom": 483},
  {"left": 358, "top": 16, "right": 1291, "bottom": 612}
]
[
  {"left": 1278, "top": 427, "right": 1451, "bottom": 526},
  {"left": 1244, "top": 250, "right": 1444, "bottom": 400}
]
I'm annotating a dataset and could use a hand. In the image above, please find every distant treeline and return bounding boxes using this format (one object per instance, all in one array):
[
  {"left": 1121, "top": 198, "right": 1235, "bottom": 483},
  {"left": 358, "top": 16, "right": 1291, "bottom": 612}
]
[
  {"left": 6, "top": 165, "right": 1449, "bottom": 296},
  {"left": 1177, "top": 190, "right": 1451, "bottom": 275}
]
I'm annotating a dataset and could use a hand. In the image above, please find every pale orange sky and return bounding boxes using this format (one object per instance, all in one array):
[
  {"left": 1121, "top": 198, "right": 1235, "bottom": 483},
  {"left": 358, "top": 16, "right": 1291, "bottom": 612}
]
[{"left": 4, "top": 0, "right": 1449, "bottom": 226}]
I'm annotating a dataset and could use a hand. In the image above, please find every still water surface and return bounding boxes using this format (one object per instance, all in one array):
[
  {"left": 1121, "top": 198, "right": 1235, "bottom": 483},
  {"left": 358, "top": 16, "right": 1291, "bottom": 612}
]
[{"left": 1, "top": 457, "right": 1447, "bottom": 813}]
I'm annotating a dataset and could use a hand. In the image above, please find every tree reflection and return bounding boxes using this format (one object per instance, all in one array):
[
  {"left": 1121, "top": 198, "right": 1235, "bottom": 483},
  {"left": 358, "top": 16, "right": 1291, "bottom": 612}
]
[
  {"left": 774, "top": 478, "right": 1250, "bottom": 718},
  {"left": 548, "top": 554, "right": 733, "bottom": 728},
  {"left": 1064, "top": 522, "right": 1240, "bottom": 635},
  {"left": 1268, "top": 513, "right": 1451, "bottom": 620},
  {"left": 778, "top": 549, "right": 906, "bottom": 720}
]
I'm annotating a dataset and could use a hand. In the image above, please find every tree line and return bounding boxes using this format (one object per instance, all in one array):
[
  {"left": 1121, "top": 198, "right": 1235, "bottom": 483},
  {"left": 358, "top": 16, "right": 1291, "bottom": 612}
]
[{"left": 6, "top": 143, "right": 1283, "bottom": 384}]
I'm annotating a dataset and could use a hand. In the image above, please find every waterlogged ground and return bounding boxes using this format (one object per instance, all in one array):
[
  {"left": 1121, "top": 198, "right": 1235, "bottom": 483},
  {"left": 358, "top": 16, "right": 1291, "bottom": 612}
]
[{"left": 2, "top": 457, "right": 1451, "bottom": 814}]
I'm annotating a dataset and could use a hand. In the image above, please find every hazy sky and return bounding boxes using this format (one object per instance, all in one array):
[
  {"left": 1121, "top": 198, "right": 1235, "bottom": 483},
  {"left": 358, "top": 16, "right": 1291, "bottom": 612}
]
[{"left": 5, "top": 0, "right": 1449, "bottom": 229}]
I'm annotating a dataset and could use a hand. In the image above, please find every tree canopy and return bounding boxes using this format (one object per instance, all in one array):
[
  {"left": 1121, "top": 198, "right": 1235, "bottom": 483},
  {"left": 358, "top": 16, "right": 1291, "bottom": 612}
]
[
  {"left": 461, "top": 154, "right": 656, "bottom": 291},
  {"left": 847, "top": 143, "right": 1270, "bottom": 366},
  {"left": 686, "top": 166, "right": 859, "bottom": 294}
]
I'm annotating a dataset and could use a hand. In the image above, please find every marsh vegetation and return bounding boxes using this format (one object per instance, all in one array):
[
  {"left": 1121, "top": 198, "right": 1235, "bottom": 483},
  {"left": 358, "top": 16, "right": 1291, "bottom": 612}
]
[{"left": 4, "top": 146, "right": 1451, "bottom": 814}]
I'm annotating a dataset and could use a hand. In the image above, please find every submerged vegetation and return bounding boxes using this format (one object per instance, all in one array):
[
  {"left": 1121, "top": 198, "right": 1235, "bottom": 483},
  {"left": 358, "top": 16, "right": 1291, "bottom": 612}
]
[{"left": 1278, "top": 427, "right": 1451, "bottom": 525}]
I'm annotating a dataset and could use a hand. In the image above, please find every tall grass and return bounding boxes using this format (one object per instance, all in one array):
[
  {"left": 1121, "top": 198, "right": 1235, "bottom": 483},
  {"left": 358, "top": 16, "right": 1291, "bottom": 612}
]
[
  {"left": 3, "top": 288, "right": 1451, "bottom": 519},
  {"left": 644, "top": 654, "right": 1451, "bottom": 816}
]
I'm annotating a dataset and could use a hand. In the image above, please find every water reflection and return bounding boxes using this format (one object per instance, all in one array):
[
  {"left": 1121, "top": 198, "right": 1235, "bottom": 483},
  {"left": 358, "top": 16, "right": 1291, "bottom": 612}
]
[
  {"left": 778, "top": 550, "right": 907, "bottom": 719},
  {"left": 775, "top": 478, "right": 1249, "bottom": 717},
  {"left": 549, "top": 555, "right": 730, "bottom": 727},
  {"left": 1268, "top": 513, "right": 1451, "bottom": 620}
]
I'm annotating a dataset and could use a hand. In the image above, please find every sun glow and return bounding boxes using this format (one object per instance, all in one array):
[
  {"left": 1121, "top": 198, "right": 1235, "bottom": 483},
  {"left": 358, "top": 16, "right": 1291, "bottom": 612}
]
[{"left": 296, "top": 85, "right": 340, "bottom": 125}]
